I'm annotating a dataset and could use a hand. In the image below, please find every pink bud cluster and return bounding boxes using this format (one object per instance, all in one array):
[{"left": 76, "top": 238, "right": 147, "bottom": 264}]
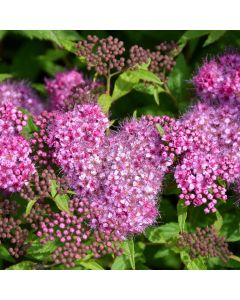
[
  {"left": 0, "top": 134, "right": 35, "bottom": 192},
  {"left": 37, "top": 198, "right": 122, "bottom": 268},
  {"left": 31, "top": 111, "right": 55, "bottom": 166},
  {"left": 48, "top": 104, "right": 109, "bottom": 197},
  {"left": 45, "top": 70, "right": 85, "bottom": 110},
  {"left": 193, "top": 53, "right": 240, "bottom": 105},
  {"left": 0, "top": 81, "right": 44, "bottom": 115},
  {"left": 164, "top": 102, "right": 240, "bottom": 213}
]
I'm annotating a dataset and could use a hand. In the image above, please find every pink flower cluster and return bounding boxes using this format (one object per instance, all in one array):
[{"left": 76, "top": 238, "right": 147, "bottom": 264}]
[
  {"left": 90, "top": 117, "right": 169, "bottom": 237},
  {"left": 0, "top": 102, "right": 28, "bottom": 134},
  {"left": 0, "top": 81, "right": 44, "bottom": 115},
  {"left": 193, "top": 53, "right": 240, "bottom": 105},
  {"left": 45, "top": 70, "right": 85, "bottom": 110},
  {"left": 164, "top": 102, "right": 240, "bottom": 213},
  {"left": 0, "top": 134, "right": 35, "bottom": 192},
  {"left": 48, "top": 105, "right": 172, "bottom": 237},
  {"left": 48, "top": 104, "right": 109, "bottom": 197}
]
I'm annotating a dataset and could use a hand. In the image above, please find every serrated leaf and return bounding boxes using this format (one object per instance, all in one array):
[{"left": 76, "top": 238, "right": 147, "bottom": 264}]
[
  {"left": 6, "top": 261, "right": 35, "bottom": 270},
  {"left": 54, "top": 194, "right": 71, "bottom": 214},
  {"left": 98, "top": 94, "right": 112, "bottom": 113},
  {"left": 79, "top": 260, "right": 104, "bottom": 270},
  {"left": 25, "top": 199, "right": 37, "bottom": 216},
  {"left": 112, "top": 67, "right": 162, "bottom": 102},
  {"left": 203, "top": 31, "right": 226, "bottom": 47},
  {"left": 180, "top": 251, "right": 207, "bottom": 270},
  {"left": 0, "top": 245, "right": 15, "bottom": 263},
  {"left": 15, "top": 30, "right": 81, "bottom": 50},
  {"left": 134, "top": 82, "right": 165, "bottom": 95},
  {"left": 213, "top": 210, "right": 223, "bottom": 233},
  {"left": 177, "top": 200, "right": 188, "bottom": 233},
  {"left": 145, "top": 223, "right": 179, "bottom": 243},
  {"left": 50, "top": 179, "right": 58, "bottom": 198},
  {"left": 111, "top": 255, "right": 130, "bottom": 270},
  {"left": 123, "top": 239, "right": 135, "bottom": 270},
  {"left": 178, "top": 30, "right": 212, "bottom": 50},
  {"left": 27, "top": 240, "right": 59, "bottom": 261}
]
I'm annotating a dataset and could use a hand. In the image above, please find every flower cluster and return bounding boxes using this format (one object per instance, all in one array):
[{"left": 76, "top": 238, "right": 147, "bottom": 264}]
[
  {"left": 36, "top": 198, "right": 122, "bottom": 268},
  {"left": 0, "top": 199, "right": 29, "bottom": 259},
  {"left": 193, "top": 53, "right": 240, "bottom": 105},
  {"left": 90, "top": 117, "right": 171, "bottom": 237},
  {"left": 127, "top": 42, "right": 177, "bottom": 82},
  {"left": 163, "top": 102, "right": 240, "bottom": 212},
  {"left": 76, "top": 35, "right": 125, "bottom": 76},
  {"left": 0, "top": 102, "right": 28, "bottom": 134},
  {"left": 48, "top": 104, "right": 109, "bottom": 197},
  {"left": 178, "top": 226, "right": 232, "bottom": 263},
  {"left": 0, "top": 134, "right": 35, "bottom": 192},
  {"left": 0, "top": 81, "right": 44, "bottom": 115},
  {"left": 45, "top": 70, "right": 85, "bottom": 110}
]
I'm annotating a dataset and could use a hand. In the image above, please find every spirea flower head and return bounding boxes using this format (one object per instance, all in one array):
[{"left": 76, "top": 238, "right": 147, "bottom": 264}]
[
  {"left": 90, "top": 117, "right": 168, "bottom": 237},
  {"left": 0, "top": 102, "right": 28, "bottom": 134},
  {"left": 193, "top": 53, "right": 240, "bottom": 105},
  {"left": 48, "top": 103, "right": 109, "bottom": 197},
  {"left": 0, "top": 81, "right": 44, "bottom": 115},
  {"left": 0, "top": 134, "right": 35, "bottom": 192},
  {"left": 45, "top": 70, "right": 85, "bottom": 110},
  {"left": 164, "top": 102, "right": 240, "bottom": 213},
  {"left": 36, "top": 198, "right": 122, "bottom": 268}
]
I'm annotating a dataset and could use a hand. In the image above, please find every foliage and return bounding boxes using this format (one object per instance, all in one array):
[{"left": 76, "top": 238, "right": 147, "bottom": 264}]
[{"left": 0, "top": 30, "right": 240, "bottom": 270}]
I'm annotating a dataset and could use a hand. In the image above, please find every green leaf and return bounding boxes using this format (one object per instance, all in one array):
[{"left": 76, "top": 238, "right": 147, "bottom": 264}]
[
  {"left": 123, "top": 239, "right": 135, "bottom": 270},
  {"left": 0, "top": 245, "right": 15, "bottom": 263},
  {"left": 25, "top": 199, "right": 37, "bottom": 216},
  {"left": 27, "top": 240, "right": 59, "bottom": 261},
  {"left": 134, "top": 82, "right": 165, "bottom": 95},
  {"left": 111, "top": 255, "right": 131, "bottom": 270},
  {"left": 98, "top": 94, "right": 112, "bottom": 113},
  {"left": 221, "top": 214, "right": 240, "bottom": 242},
  {"left": 178, "top": 30, "right": 212, "bottom": 49},
  {"left": 177, "top": 200, "right": 188, "bottom": 233},
  {"left": 6, "top": 261, "right": 35, "bottom": 270},
  {"left": 15, "top": 30, "right": 81, "bottom": 51},
  {"left": 79, "top": 260, "right": 104, "bottom": 270},
  {"left": 203, "top": 31, "right": 226, "bottom": 47},
  {"left": 145, "top": 223, "right": 179, "bottom": 244},
  {"left": 213, "top": 210, "right": 223, "bottom": 233},
  {"left": 180, "top": 251, "right": 207, "bottom": 270},
  {"left": 167, "top": 54, "right": 190, "bottom": 111},
  {"left": 0, "top": 73, "right": 12, "bottom": 81},
  {"left": 50, "top": 180, "right": 70, "bottom": 214},
  {"left": 112, "top": 68, "right": 162, "bottom": 102}
]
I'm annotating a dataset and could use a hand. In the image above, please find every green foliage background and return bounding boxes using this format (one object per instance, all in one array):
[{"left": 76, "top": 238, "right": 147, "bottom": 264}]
[{"left": 1, "top": 30, "right": 240, "bottom": 270}]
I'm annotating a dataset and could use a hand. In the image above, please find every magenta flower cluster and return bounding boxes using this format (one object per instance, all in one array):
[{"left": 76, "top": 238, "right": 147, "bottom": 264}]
[
  {"left": 0, "top": 134, "right": 35, "bottom": 192},
  {"left": 48, "top": 104, "right": 109, "bottom": 197},
  {"left": 90, "top": 117, "right": 167, "bottom": 237},
  {"left": 45, "top": 70, "right": 85, "bottom": 110},
  {"left": 0, "top": 81, "right": 44, "bottom": 115},
  {"left": 193, "top": 53, "right": 240, "bottom": 105}
]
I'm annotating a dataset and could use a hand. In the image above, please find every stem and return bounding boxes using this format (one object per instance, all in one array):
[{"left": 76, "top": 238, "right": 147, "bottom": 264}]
[
  {"left": 230, "top": 255, "right": 240, "bottom": 263},
  {"left": 106, "top": 75, "right": 111, "bottom": 95},
  {"left": 164, "top": 84, "right": 179, "bottom": 113}
]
